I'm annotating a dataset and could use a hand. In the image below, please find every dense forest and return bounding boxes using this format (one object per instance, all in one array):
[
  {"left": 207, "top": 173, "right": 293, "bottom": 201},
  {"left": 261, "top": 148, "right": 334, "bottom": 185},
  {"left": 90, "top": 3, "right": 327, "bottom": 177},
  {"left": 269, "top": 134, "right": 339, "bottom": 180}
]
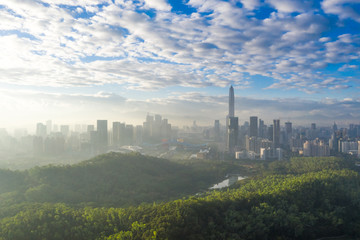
[
  {"left": 0, "top": 154, "right": 359, "bottom": 239},
  {"left": 0, "top": 152, "right": 247, "bottom": 208}
]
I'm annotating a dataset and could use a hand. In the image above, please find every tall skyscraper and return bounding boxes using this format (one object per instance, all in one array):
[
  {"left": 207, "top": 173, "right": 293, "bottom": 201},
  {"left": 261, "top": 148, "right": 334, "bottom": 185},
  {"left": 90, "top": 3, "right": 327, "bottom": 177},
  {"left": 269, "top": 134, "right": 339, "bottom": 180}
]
[
  {"left": 229, "top": 85, "right": 234, "bottom": 117},
  {"left": 249, "top": 116, "right": 258, "bottom": 137},
  {"left": 285, "top": 122, "right": 292, "bottom": 136},
  {"left": 227, "top": 86, "right": 238, "bottom": 153},
  {"left": 284, "top": 121, "right": 292, "bottom": 147},
  {"left": 227, "top": 117, "right": 238, "bottom": 153},
  {"left": 259, "top": 119, "right": 264, "bottom": 138},
  {"left": 273, "top": 119, "right": 280, "bottom": 148}
]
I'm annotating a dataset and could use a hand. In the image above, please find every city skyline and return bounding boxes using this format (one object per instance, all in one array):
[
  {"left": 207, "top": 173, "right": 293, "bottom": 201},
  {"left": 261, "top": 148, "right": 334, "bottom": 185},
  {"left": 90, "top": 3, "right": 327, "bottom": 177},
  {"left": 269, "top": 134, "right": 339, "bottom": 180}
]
[{"left": 1, "top": 0, "right": 360, "bottom": 130}]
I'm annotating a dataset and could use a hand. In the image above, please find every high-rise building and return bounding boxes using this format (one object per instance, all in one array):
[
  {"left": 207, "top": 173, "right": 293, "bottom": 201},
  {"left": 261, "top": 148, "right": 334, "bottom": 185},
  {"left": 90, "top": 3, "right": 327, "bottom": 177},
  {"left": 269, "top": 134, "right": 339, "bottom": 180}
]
[
  {"left": 333, "top": 122, "right": 338, "bottom": 132},
  {"left": 273, "top": 119, "right": 280, "bottom": 148},
  {"left": 87, "top": 125, "right": 95, "bottom": 132},
  {"left": 229, "top": 85, "right": 234, "bottom": 118},
  {"left": 249, "top": 116, "right": 258, "bottom": 137},
  {"left": 124, "top": 124, "right": 134, "bottom": 145},
  {"left": 97, "top": 120, "right": 108, "bottom": 151},
  {"left": 134, "top": 125, "right": 143, "bottom": 145},
  {"left": 227, "top": 86, "right": 238, "bottom": 153},
  {"left": 285, "top": 122, "right": 292, "bottom": 136},
  {"left": 268, "top": 125, "right": 273, "bottom": 141},
  {"left": 46, "top": 120, "right": 52, "bottom": 134},
  {"left": 259, "top": 119, "right": 264, "bottom": 138},
  {"left": 227, "top": 117, "right": 238, "bottom": 153},
  {"left": 36, "top": 123, "right": 47, "bottom": 138},
  {"left": 60, "top": 125, "right": 70, "bottom": 138},
  {"left": 143, "top": 114, "right": 154, "bottom": 141},
  {"left": 154, "top": 114, "right": 162, "bottom": 138},
  {"left": 112, "top": 122, "right": 121, "bottom": 146},
  {"left": 303, "top": 139, "right": 330, "bottom": 157},
  {"left": 214, "top": 120, "right": 220, "bottom": 141}
]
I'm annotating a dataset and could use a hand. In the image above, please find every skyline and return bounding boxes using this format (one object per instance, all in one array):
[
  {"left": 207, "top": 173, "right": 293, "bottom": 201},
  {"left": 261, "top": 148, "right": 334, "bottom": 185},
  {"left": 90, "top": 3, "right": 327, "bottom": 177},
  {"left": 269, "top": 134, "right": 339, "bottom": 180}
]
[{"left": 1, "top": 0, "right": 360, "bottom": 130}]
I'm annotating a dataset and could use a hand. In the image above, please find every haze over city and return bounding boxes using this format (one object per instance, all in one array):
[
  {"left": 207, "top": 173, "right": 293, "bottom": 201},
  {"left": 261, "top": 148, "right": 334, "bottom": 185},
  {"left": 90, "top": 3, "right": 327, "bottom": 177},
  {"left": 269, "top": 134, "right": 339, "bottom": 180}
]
[{"left": 1, "top": 0, "right": 360, "bottom": 131}]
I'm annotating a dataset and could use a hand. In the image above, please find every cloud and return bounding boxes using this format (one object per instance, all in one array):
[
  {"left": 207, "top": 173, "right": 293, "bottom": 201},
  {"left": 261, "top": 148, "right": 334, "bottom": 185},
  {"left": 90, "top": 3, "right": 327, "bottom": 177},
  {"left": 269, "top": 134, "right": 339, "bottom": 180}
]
[
  {"left": 143, "top": 0, "right": 171, "bottom": 11},
  {"left": 321, "top": 0, "right": 360, "bottom": 22},
  {"left": 266, "top": 0, "right": 314, "bottom": 13},
  {"left": 0, "top": 0, "right": 358, "bottom": 95},
  {"left": 240, "top": 0, "right": 261, "bottom": 10},
  {"left": 339, "top": 64, "right": 359, "bottom": 72}
]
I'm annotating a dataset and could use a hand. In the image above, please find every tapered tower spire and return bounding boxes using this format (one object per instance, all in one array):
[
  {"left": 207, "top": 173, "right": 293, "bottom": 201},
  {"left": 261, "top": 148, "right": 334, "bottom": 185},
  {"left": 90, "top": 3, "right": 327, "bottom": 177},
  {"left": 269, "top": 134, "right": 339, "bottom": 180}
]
[{"left": 229, "top": 85, "right": 234, "bottom": 117}]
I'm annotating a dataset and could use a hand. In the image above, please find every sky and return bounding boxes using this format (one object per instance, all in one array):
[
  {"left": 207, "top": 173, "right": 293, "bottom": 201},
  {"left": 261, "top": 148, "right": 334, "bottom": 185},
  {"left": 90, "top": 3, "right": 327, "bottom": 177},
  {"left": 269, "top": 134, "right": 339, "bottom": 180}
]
[{"left": 0, "top": 0, "right": 360, "bottom": 132}]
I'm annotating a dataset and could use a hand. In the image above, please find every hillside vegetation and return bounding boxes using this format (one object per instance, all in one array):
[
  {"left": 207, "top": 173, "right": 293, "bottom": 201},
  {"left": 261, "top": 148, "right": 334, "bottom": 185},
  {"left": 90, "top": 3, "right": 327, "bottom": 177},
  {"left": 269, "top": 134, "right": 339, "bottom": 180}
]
[
  {"left": 0, "top": 152, "right": 236, "bottom": 208},
  {"left": 0, "top": 155, "right": 359, "bottom": 239}
]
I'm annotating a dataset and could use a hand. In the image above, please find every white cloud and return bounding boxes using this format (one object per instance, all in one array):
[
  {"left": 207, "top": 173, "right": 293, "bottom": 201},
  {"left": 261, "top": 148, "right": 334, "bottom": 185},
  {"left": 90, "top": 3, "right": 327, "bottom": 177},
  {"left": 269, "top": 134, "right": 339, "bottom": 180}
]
[
  {"left": 322, "top": 0, "right": 360, "bottom": 22},
  {"left": 143, "top": 0, "right": 171, "bottom": 11},
  {"left": 0, "top": 0, "right": 358, "bottom": 96},
  {"left": 266, "top": 0, "right": 313, "bottom": 13},
  {"left": 240, "top": 0, "right": 261, "bottom": 10}
]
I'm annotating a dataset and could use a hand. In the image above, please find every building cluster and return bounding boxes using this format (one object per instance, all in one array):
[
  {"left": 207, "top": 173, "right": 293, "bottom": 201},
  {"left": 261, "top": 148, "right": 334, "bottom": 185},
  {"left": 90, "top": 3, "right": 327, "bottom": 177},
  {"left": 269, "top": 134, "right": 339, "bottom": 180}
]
[
  {"left": 0, "top": 114, "right": 175, "bottom": 157},
  {"left": 1, "top": 86, "right": 360, "bottom": 161},
  {"left": 211, "top": 86, "right": 360, "bottom": 160},
  {"left": 222, "top": 86, "right": 283, "bottom": 160}
]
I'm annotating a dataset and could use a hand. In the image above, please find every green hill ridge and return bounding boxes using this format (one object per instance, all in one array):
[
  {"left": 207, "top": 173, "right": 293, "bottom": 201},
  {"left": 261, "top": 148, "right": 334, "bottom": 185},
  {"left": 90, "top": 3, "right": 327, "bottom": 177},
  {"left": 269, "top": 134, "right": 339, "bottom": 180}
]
[{"left": 0, "top": 154, "right": 359, "bottom": 239}]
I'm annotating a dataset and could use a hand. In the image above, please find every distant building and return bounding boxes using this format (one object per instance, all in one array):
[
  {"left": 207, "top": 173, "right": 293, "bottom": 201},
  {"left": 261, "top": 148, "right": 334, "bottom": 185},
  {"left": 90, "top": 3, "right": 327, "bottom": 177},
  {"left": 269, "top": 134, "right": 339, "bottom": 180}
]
[
  {"left": 214, "top": 120, "right": 220, "bottom": 142},
  {"left": 249, "top": 116, "right": 258, "bottom": 137},
  {"left": 258, "top": 119, "right": 264, "bottom": 138},
  {"left": 97, "top": 120, "right": 108, "bottom": 152},
  {"left": 60, "top": 125, "right": 70, "bottom": 138},
  {"left": 268, "top": 125, "right": 273, "bottom": 141},
  {"left": 46, "top": 120, "right": 52, "bottom": 134},
  {"left": 227, "top": 117, "right": 238, "bottom": 153},
  {"left": 285, "top": 121, "right": 292, "bottom": 144},
  {"left": 226, "top": 86, "right": 238, "bottom": 153},
  {"left": 303, "top": 139, "right": 330, "bottom": 157},
  {"left": 245, "top": 135, "right": 261, "bottom": 154},
  {"left": 341, "top": 141, "right": 358, "bottom": 155},
  {"left": 228, "top": 86, "right": 234, "bottom": 118},
  {"left": 143, "top": 114, "right": 172, "bottom": 143},
  {"left": 36, "top": 123, "right": 47, "bottom": 138},
  {"left": 112, "top": 122, "right": 123, "bottom": 146},
  {"left": 273, "top": 119, "right": 280, "bottom": 148}
]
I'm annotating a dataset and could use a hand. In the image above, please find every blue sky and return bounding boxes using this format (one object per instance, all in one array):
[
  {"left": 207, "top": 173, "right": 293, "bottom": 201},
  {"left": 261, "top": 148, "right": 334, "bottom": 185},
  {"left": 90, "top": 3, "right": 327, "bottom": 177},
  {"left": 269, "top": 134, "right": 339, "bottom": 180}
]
[{"left": 0, "top": 0, "right": 359, "bottom": 131}]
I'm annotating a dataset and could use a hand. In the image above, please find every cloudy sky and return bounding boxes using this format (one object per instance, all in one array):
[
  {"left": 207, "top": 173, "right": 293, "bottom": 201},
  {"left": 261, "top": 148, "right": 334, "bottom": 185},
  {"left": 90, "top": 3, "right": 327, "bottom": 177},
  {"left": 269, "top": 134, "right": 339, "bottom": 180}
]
[{"left": 0, "top": 0, "right": 359, "bottom": 131}]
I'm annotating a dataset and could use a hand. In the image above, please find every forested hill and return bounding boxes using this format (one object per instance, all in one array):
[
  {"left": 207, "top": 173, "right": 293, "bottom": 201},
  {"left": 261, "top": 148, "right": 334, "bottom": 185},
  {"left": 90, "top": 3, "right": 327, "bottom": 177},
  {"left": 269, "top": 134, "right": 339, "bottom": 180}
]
[
  {"left": 1, "top": 156, "right": 360, "bottom": 240},
  {"left": 0, "top": 152, "right": 230, "bottom": 208}
]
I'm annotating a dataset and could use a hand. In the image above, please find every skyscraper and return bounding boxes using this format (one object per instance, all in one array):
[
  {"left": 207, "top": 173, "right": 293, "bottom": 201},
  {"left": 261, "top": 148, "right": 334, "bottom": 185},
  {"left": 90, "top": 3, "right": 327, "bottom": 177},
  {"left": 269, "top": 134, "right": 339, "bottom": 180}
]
[
  {"left": 229, "top": 85, "right": 234, "bottom": 117},
  {"left": 249, "top": 116, "right": 258, "bottom": 137},
  {"left": 97, "top": 120, "right": 108, "bottom": 152},
  {"left": 285, "top": 122, "right": 292, "bottom": 136},
  {"left": 259, "top": 119, "right": 264, "bottom": 138},
  {"left": 36, "top": 122, "right": 47, "bottom": 138},
  {"left": 273, "top": 119, "right": 280, "bottom": 148},
  {"left": 227, "top": 117, "right": 238, "bottom": 153},
  {"left": 112, "top": 122, "right": 121, "bottom": 146},
  {"left": 227, "top": 86, "right": 238, "bottom": 153},
  {"left": 214, "top": 120, "right": 220, "bottom": 141}
]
